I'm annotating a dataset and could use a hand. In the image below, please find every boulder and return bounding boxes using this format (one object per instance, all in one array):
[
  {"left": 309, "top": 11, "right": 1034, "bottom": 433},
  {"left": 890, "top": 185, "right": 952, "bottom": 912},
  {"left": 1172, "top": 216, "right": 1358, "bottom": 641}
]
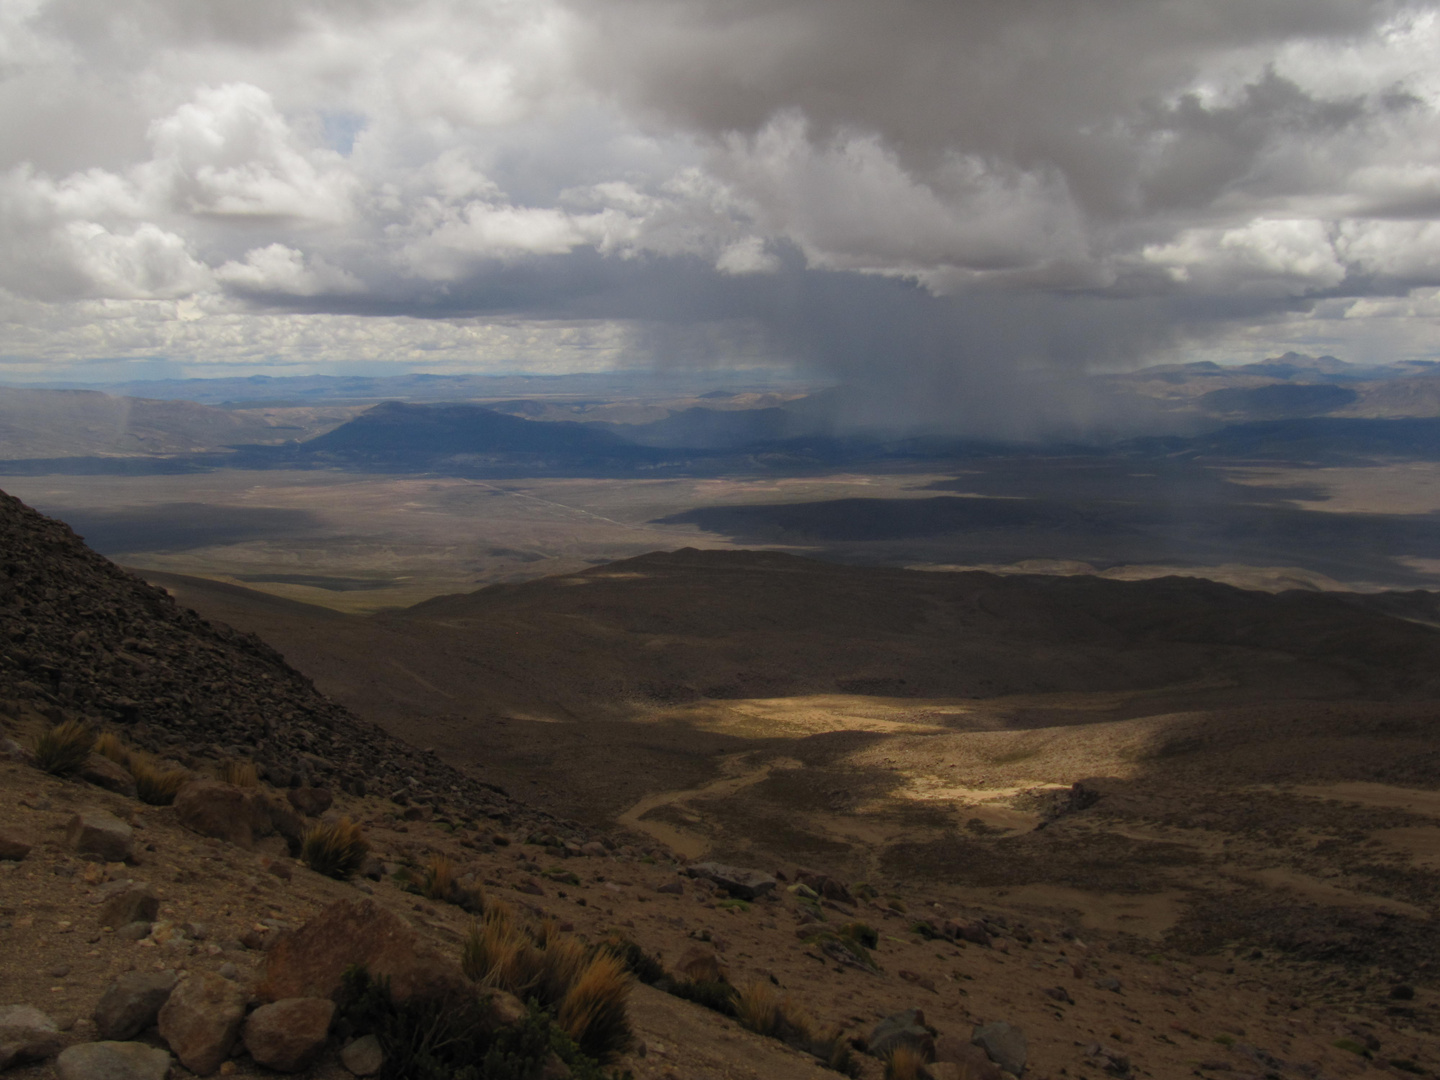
[
  {"left": 79, "top": 754, "right": 138, "bottom": 798},
  {"left": 0, "top": 736, "right": 35, "bottom": 764},
  {"left": 257, "top": 898, "right": 469, "bottom": 1006},
  {"left": 685, "top": 861, "right": 777, "bottom": 900},
  {"left": 972, "top": 1021, "right": 1026, "bottom": 1077},
  {"left": 868, "top": 1008, "right": 935, "bottom": 1061},
  {"left": 673, "top": 945, "right": 727, "bottom": 984},
  {"left": 98, "top": 885, "right": 160, "bottom": 931},
  {"left": 55, "top": 1042, "right": 171, "bottom": 1080},
  {"left": 156, "top": 970, "right": 248, "bottom": 1076},
  {"left": 173, "top": 780, "right": 279, "bottom": 851},
  {"left": 66, "top": 812, "right": 134, "bottom": 863},
  {"left": 934, "top": 1034, "right": 1003, "bottom": 1080},
  {"left": 0, "top": 828, "right": 31, "bottom": 861},
  {"left": 796, "top": 869, "right": 854, "bottom": 905},
  {"left": 0, "top": 1005, "right": 63, "bottom": 1069},
  {"left": 286, "top": 787, "right": 333, "bottom": 817},
  {"left": 93, "top": 969, "right": 178, "bottom": 1040},
  {"left": 339, "top": 1034, "right": 383, "bottom": 1077},
  {"left": 243, "top": 998, "right": 335, "bottom": 1073}
]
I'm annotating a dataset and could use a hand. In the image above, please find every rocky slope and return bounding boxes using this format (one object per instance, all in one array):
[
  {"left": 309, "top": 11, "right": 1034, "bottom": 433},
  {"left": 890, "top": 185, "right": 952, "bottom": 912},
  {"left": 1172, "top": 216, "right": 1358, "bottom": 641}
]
[{"left": 0, "top": 487, "right": 565, "bottom": 839}]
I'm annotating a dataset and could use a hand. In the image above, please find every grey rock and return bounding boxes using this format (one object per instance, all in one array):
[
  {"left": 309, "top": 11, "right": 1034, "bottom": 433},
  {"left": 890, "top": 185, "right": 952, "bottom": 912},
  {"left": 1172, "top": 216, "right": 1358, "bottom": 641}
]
[
  {"left": 156, "top": 970, "right": 248, "bottom": 1076},
  {"left": 79, "top": 754, "right": 138, "bottom": 799},
  {"left": 67, "top": 812, "right": 134, "bottom": 863},
  {"left": 0, "top": 737, "right": 34, "bottom": 764},
  {"left": 867, "top": 1009, "right": 934, "bottom": 1061},
  {"left": 56, "top": 1042, "right": 171, "bottom": 1080},
  {"left": 98, "top": 885, "right": 159, "bottom": 930},
  {"left": 94, "top": 969, "right": 178, "bottom": 1040},
  {"left": 116, "top": 921, "right": 153, "bottom": 941},
  {"left": 972, "top": 1021, "right": 1027, "bottom": 1077},
  {"left": 340, "top": 1034, "right": 383, "bottom": 1077},
  {"left": 0, "top": 1004, "right": 63, "bottom": 1068},
  {"left": 686, "top": 861, "right": 777, "bottom": 900}
]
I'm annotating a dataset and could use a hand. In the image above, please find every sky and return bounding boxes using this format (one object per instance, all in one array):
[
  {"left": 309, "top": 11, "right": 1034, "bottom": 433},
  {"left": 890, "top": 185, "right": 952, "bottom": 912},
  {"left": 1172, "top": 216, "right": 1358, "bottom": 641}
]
[{"left": 2, "top": 0, "right": 1440, "bottom": 423}]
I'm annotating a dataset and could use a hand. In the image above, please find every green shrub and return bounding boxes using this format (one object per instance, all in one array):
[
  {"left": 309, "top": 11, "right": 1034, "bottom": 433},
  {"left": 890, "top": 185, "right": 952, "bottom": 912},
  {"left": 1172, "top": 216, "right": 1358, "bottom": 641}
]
[
  {"left": 301, "top": 817, "right": 370, "bottom": 879},
  {"left": 33, "top": 719, "right": 95, "bottom": 776}
]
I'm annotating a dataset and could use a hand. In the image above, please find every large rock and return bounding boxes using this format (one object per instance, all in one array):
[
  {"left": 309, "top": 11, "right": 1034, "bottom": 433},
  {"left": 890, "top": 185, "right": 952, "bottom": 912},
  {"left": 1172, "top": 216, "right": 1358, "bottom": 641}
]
[
  {"left": 55, "top": 1042, "right": 171, "bottom": 1080},
  {"left": 79, "top": 754, "right": 138, "bottom": 798},
  {"left": 94, "top": 970, "right": 178, "bottom": 1040},
  {"left": 0, "top": 1004, "right": 63, "bottom": 1069},
  {"left": 934, "top": 1034, "right": 1003, "bottom": 1080},
  {"left": 156, "top": 970, "right": 248, "bottom": 1076},
  {"left": 173, "top": 780, "right": 282, "bottom": 851},
  {"left": 243, "top": 998, "right": 335, "bottom": 1073},
  {"left": 868, "top": 1009, "right": 935, "bottom": 1061},
  {"left": 257, "top": 898, "right": 469, "bottom": 1006},
  {"left": 0, "top": 828, "right": 31, "bottom": 861},
  {"left": 98, "top": 885, "right": 160, "bottom": 931},
  {"left": 972, "top": 1021, "right": 1027, "bottom": 1077},
  {"left": 286, "top": 787, "right": 333, "bottom": 818},
  {"left": 685, "top": 861, "right": 777, "bottom": 900},
  {"left": 339, "top": 1034, "right": 383, "bottom": 1077},
  {"left": 67, "top": 812, "right": 134, "bottom": 862}
]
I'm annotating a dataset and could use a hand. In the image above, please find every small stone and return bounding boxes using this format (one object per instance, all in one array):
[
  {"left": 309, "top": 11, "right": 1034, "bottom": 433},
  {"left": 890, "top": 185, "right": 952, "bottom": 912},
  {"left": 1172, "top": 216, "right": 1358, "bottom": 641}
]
[
  {"left": 243, "top": 998, "right": 336, "bottom": 1073},
  {"left": 156, "top": 969, "right": 248, "bottom": 1076},
  {"left": 580, "top": 841, "right": 607, "bottom": 857},
  {"left": 972, "top": 1021, "right": 1027, "bottom": 1077},
  {"left": 99, "top": 885, "right": 160, "bottom": 930},
  {"left": 218, "top": 963, "right": 239, "bottom": 980},
  {"left": 94, "top": 969, "right": 178, "bottom": 1040},
  {"left": 67, "top": 812, "right": 134, "bottom": 863},
  {"left": 116, "top": 921, "right": 152, "bottom": 941},
  {"left": 0, "top": 828, "right": 32, "bottom": 861},
  {"left": 56, "top": 1041, "right": 171, "bottom": 1080},
  {"left": 655, "top": 880, "right": 684, "bottom": 895},
  {"left": 340, "top": 1034, "right": 383, "bottom": 1077}
]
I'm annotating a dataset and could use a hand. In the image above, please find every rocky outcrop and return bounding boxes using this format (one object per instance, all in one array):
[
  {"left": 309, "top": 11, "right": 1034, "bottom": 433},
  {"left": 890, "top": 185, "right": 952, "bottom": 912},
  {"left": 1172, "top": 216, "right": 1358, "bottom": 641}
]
[
  {"left": 173, "top": 780, "right": 292, "bottom": 850},
  {"left": 685, "top": 861, "right": 777, "bottom": 900}
]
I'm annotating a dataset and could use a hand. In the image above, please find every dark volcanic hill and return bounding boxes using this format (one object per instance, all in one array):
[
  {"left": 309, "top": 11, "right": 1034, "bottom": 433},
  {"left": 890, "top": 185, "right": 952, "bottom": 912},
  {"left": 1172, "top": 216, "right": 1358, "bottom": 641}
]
[{"left": 0, "top": 487, "right": 556, "bottom": 831}]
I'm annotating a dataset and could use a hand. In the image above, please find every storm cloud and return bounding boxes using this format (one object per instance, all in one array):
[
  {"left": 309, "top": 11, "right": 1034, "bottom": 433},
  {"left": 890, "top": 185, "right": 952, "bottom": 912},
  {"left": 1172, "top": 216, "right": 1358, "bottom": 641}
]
[{"left": 2, "top": 0, "right": 1440, "bottom": 431}]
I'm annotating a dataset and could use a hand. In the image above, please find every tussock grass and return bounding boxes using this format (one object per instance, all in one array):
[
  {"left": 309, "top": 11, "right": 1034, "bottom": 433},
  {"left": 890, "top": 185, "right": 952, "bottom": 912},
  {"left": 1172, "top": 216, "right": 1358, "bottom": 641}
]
[
  {"left": 300, "top": 817, "right": 370, "bottom": 879},
  {"left": 419, "top": 853, "right": 455, "bottom": 901},
  {"left": 218, "top": 758, "right": 258, "bottom": 787},
  {"left": 597, "top": 932, "right": 666, "bottom": 985},
  {"left": 557, "top": 951, "right": 633, "bottom": 1062},
  {"left": 462, "top": 904, "right": 543, "bottom": 998},
  {"left": 129, "top": 754, "right": 190, "bottom": 806},
  {"left": 93, "top": 731, "right": 130, "bottom": 768},
  {"left": 885, "top": 1044, "right": 931, "bottom": 1080},
  {"left": 734, "top": 981, "right": 813, "bottom": 1045},
  {"left": 33, "top": 719, "right": 95, "bottom": 776},
  {"left": 536, "top": 935, "right": 590, "bottom": 1012}
]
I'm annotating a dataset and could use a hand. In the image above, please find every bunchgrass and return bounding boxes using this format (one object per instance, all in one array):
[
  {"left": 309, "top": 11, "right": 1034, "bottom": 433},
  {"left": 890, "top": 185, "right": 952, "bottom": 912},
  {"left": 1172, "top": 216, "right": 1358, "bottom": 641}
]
[
  {"left": 557, "top": 951, "right": 633, "bottom": 1062},
  {"left": 129, "top": 754, "right": 190, "bottom": 806},
  {"left": 885, "top": 1044, "right": 930, "bottom": 1080},
  {"left": 33, "top": 719, "right": 95, "bottom": 776},
  {"left": 93, "top": 731, "right": 130, "bottom": 768},
  {"left": 218, "top": 758, "right": 259, "bottom": 787},
  {"left": 300, "top": 817, "right": 370, "bottom": 880}
]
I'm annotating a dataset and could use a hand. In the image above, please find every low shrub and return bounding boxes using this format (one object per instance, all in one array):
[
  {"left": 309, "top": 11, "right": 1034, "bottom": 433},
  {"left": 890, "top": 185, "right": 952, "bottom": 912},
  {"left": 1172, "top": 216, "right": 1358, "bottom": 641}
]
[
  {"left": 33, "top": 719, "right": 95, "bottom": 776},
  {"left": 129, "top": 754, "right": 190, "bottom": 806},
  {"left": 301, "top": 817, "right": 370, "bottom": 879}
]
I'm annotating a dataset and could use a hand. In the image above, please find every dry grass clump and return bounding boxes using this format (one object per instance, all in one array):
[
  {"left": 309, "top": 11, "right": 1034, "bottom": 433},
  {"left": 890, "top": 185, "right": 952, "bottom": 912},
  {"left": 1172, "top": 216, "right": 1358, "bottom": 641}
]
[
  {"left": 217, "top": 758, "right": 258, "bottom": 787},
  {"left": 734, "top": 981, "right": 813, "bottom": 1046},
  {"left": 885, "top": 1044, "right": 932, "bottom": 1080},
  {"left": 420, "top": 853, "right": 455, "bottom": 900},
  {"left": 93, "top": 731, "right": 130, "bottom": 768},
  {"left": 129, "top": 753, "right": 191, "bottom": 806},
  {"left": 462, "top": 903, "right": 541, "bottom": 997},
  {"left": 300, "top": 817, "right": 370, "bottom": 879},
  {"left": 557, "top": 951, "right": 633, "bottom": 1062},
  {"left": 33, "top": 719, "right": 95, "bottom": 776}
]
